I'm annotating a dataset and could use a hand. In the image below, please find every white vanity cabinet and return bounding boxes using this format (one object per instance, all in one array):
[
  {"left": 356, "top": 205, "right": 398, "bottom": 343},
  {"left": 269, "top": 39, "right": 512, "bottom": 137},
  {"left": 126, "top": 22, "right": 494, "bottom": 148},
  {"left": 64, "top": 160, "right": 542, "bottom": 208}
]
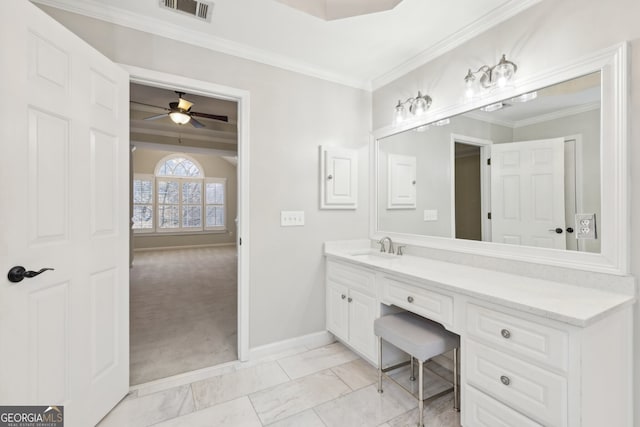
[
  {"left": 325, "top": 260, "right": 377, "bottom": 362},
  {"left": 324, "top": 243, "right": 635, "bottom": 427}
]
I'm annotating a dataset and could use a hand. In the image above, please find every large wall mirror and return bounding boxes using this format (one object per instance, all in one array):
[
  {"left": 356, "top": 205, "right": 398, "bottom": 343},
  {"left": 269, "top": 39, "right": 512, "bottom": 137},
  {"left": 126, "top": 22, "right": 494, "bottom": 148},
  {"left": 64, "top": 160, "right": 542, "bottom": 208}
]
[{"left": 372, "top": 44, "right": 628, "bottom": 274}]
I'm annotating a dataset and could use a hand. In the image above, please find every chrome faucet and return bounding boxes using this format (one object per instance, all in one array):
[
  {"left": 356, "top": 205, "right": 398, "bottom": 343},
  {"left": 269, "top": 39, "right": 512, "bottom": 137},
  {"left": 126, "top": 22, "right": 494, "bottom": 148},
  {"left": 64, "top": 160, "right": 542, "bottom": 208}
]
[{"left": 378, "top": 236, "right": 394, "bottom": 254}]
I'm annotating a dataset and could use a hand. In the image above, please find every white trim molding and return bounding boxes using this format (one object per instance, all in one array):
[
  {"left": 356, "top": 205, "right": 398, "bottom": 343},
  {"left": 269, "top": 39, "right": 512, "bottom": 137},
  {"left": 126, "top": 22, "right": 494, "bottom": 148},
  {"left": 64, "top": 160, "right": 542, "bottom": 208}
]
[
  {"left": 33, "top": 0, "right": 542, "bottom": 91},
  {"left": 371, "top": 43, "right": 630, "bottom": 275},
  {"left": 123, "top": 64, "right": 252, "bottom": 361},
  {"left": 248, "top": 331, "right": 335, "bottom": 361}
]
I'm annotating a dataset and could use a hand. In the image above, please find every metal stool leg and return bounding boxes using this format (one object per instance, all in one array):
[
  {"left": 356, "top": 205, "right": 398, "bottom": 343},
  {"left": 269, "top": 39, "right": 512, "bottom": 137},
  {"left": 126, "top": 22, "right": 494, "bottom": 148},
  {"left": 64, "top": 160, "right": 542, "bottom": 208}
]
[
  {"left": 377, "top": 337, "right": 383, "bottom": 394},
  {"left": 453, "top": 347, "right": 460, "bottom": 411},
  {"left": 418, "top": 359, "right": 424, "bottom": 427},
  {"left": 410, "top": 356, "right": 416, "bottom": 381}
]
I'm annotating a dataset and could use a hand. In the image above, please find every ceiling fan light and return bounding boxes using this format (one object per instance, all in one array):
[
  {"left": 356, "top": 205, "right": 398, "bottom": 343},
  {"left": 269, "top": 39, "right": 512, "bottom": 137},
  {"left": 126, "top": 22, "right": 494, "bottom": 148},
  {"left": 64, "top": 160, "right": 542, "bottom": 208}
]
[{"left": 169, "top": 111, "right": 191, "bottom": 125}]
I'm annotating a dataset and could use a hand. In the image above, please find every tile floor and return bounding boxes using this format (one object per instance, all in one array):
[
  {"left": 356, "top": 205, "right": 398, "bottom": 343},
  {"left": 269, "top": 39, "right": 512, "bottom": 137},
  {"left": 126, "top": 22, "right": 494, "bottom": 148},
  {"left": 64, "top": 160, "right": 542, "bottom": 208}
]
[{"left": 98, "top": 342, "right": 461, "bottom": 426}]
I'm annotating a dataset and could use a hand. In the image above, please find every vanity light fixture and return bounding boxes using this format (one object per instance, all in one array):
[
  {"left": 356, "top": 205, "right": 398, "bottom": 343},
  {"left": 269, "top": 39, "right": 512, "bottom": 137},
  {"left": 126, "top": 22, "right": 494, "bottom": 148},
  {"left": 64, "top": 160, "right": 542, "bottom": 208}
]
[
  {"left": 393, "top": 91, "right": 432, "bottom": 124},
  {"left": 480, "top": 102, "right": 504, "bottom": 113},
  {"left": 464, "top": 54, "right": 518, "bottom": 98},
  {"left": 510, "top": 91, "right": 537, "bottom": 103}
]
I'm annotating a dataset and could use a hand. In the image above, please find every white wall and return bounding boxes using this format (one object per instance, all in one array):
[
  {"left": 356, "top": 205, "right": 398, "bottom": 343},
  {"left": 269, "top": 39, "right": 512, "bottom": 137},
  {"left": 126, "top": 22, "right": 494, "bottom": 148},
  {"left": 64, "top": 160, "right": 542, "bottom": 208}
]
[
  {"left": 132, "top": 148, "right": 238, "bottom": 249},
  {"left": 372, "top": 0, "right": 640, "bottom": 423},
  {"left": 39, "top": 6, "right": 372, "bottom": 349}
]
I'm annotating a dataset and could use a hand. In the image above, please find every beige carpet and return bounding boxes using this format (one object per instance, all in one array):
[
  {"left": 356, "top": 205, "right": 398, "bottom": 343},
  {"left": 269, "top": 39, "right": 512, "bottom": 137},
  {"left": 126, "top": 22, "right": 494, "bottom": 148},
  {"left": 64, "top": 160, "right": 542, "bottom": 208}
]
[{"left": 130, "top": 246, "right": 238, "bottom": 385}]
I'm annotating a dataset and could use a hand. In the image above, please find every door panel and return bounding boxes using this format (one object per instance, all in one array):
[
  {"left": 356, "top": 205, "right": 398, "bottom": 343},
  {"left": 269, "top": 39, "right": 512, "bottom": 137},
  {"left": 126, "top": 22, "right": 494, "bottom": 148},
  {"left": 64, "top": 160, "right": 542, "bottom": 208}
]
[
  {"left": 0, "top": 1, "right": 129, "bottom": 425},
  {"left": 491, "top": 138, "right": 566, "bottom": 249},
  {"left": 348, "top": 289, "right": 377, "bottom": 361}
]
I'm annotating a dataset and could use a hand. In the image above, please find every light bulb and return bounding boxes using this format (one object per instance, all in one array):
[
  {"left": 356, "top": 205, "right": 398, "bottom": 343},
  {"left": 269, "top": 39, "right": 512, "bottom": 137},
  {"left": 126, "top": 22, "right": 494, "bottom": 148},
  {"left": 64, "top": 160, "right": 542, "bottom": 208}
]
[
  {"left": 464, "top": 70, "right": 476, "bottom": 98},
  {"left": 393, "top": 101, "right": 406, "bottom": 124}
]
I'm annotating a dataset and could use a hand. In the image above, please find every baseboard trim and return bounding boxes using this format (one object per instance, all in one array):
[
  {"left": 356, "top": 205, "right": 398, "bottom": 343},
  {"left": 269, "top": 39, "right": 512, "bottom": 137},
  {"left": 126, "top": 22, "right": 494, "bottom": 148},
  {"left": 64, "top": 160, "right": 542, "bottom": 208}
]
[
  {"left": 248, "top": 330, "right": 335, "bottom": 361},
  {"left": 133, "top": 243, "right": 236, "bottom": 252}
]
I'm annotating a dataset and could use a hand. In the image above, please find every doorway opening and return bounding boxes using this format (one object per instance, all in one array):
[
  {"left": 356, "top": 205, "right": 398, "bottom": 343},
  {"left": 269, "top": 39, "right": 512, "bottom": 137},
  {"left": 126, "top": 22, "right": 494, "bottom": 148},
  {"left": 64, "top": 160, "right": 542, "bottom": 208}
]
[{"left": 125, "top": 68, "right": 250, "bottom": 386}]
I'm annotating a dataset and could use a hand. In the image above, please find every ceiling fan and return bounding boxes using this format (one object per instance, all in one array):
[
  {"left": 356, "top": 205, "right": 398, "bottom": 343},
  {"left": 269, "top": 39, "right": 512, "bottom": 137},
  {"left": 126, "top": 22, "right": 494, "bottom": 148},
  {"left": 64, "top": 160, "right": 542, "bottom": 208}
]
[{"left": 136, "top": 91, "right": 229, "bottom": 128}]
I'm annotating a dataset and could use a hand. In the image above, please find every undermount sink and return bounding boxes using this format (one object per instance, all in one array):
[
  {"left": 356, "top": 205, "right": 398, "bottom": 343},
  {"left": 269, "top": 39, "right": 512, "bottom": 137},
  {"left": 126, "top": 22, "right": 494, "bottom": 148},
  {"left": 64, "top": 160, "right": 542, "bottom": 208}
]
[{"left": 348, "top": 250, "right": 399, "bottom": 261}]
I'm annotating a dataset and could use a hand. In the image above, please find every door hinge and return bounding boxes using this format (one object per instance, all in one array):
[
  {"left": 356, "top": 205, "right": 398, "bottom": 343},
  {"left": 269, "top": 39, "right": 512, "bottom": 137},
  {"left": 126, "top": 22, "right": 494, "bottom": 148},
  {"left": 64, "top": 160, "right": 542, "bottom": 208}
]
[
  {"left": 239, "top": 237, "right": 242, "bottom": 246},
  {"left": 488, "top": 212, "right": 492, "bottom": 220},
  {"left": 487, "top": 158, "right": 491, "bottom": 166}
]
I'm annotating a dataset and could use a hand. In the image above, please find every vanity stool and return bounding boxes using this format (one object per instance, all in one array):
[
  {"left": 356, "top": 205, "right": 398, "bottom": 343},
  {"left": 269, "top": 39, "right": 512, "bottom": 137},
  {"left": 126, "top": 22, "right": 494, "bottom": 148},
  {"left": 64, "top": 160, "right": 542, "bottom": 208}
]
[{"left": 374, "top": 312, "right": 460, "bottom": 427}]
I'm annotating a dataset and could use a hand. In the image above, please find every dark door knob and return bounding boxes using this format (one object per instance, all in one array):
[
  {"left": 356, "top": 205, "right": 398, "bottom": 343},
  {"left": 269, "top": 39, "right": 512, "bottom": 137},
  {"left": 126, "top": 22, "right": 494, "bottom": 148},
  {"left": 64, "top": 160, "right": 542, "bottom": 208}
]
[
  {"left": 7, "top": 266, "right": 55, "bottom": 283},
  {"left": 566, "top": 227, "right": 574, "bottom": 233}
]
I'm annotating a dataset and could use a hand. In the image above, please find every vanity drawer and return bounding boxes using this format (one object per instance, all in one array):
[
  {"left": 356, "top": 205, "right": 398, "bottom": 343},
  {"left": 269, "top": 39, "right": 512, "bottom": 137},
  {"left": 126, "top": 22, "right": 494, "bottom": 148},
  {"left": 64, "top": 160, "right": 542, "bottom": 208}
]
[
  {"left": 464, "top": 385, "right": 543, "bottom": 427},
  {"left": 381, "top": 276, "right": 453, "bottom": 326},
  {"left": 326, "top": 260, "right": 375, "bottom": 292},
  {"left": 465, "top": 338, "right": 567, "bottom": 427},
  {"left": 466, "top": 303, "right": 569, "bottom": 371}
]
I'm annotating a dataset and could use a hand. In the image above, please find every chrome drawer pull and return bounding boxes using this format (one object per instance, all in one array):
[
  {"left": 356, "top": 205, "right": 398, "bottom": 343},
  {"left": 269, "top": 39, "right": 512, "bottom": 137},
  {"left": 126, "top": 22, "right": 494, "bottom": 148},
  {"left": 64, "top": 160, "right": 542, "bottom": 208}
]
[
  {"left": 348, "top": 297, "right": 353, "bottom": 303},
  {"left": 500, "top": 375, "right": 511, "bottom": 386},
  {"left": 407, "top": 296, "right": 414, "bottom": 303},
  {"left": 501, "top": 329, "right": 511, "bottom": 339},
  {"left": 341, "top": 294, "right": 346, "bottom": 300}
]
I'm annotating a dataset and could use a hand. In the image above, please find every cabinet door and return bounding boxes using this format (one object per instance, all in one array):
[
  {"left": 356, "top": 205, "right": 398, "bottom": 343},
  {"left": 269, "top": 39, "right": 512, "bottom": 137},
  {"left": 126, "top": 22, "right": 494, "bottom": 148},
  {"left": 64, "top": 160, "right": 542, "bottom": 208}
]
[
  {"left": 388, "top": 153, "right": 416, "bottom": 208},
  {"left": 321, "top": 146, "right": 358, "bottom": 209},
  {"left": 348, "top": 289, "right": 377, "bottom": 362},
  {"left": 327, "top": 282, "right": 349, "bottom": 341}
]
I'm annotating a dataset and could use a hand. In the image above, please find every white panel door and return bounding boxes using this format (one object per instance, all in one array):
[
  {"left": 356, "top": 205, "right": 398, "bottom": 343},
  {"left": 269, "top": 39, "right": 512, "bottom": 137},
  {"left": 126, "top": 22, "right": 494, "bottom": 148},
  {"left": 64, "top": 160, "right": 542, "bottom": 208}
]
[
  {"left": 491, "top": 138, "right": 566, "bottom": 249},
  {"left": 0, "top": 1, "right": 129, "bottom": 426},
  {"left": 321, "top": 147, "right": 358, "bottom": 209},
  {"left": 387, "top": 154, "right": 416, "bottom": 209}
]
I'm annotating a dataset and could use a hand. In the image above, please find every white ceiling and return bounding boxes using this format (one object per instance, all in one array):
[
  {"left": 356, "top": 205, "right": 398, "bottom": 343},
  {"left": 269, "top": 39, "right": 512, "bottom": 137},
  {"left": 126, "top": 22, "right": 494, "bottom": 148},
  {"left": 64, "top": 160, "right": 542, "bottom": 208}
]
[{"left": 34, "top": 0, "right": 541, "bottom": 89}]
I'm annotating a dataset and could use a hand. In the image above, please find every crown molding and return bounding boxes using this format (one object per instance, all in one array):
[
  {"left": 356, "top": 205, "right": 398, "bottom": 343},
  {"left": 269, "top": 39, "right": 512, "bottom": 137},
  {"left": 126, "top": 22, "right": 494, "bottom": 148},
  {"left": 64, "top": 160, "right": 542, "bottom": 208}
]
[
  {"left": 33, "top": 0, "right": 541, "bottom": 92},
  {"left": 512, "top": 101, "right": 600, "bottom": 128},
  {"left": 31, "top": 0, "right": 371, "bottom": 90},
  {"left": 370, "top": 0, "right": 543, "bottom": 90},
  {"left": 464, "top": 100, "right": 601, "bottom": 130}
]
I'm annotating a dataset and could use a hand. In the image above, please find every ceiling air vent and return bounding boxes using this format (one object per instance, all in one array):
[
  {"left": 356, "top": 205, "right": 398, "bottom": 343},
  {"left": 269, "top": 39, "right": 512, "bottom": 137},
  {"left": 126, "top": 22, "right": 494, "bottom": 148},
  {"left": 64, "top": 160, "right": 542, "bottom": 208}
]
[{"left": 160, "top": 0, "right": 213, "bottom": 22}]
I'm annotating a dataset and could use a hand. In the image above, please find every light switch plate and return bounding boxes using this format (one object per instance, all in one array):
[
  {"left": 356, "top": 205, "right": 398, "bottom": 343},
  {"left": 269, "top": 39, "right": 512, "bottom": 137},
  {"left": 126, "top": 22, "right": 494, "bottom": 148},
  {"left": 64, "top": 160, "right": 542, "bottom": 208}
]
[
  {"left": 423, "top": 209, "right": 438, "bottom": 221},
  {"left": 575, "top": 213, "right": 597, "bottom": 239},
  {"left": 281, "top": 211, "right": 305, "bottom": 226}
]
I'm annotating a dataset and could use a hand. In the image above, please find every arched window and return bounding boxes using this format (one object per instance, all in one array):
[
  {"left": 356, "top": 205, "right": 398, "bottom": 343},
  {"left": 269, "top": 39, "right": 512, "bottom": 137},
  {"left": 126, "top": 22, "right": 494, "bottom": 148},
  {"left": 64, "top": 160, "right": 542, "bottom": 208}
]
[
  {"left": 133, "top": 154, "right": 226, "bottom": 233},
  {"left": 155, "top": 156, "right": 203, "bottom": 178}
]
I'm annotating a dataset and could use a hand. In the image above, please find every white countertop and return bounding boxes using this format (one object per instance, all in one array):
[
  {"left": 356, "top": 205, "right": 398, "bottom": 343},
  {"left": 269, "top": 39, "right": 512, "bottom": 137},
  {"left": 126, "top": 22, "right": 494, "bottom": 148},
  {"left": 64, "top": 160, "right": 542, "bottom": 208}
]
[{"left": 324, "top": 240, "right": 635, "bottom": 327}]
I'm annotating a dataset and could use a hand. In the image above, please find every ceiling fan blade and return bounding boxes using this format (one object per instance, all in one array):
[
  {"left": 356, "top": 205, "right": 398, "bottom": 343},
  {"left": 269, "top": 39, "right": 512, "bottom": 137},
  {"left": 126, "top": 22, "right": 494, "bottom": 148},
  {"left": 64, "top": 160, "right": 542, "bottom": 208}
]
[
  {"left": 190, "top": 111, "right": 229, "bottom": 122},
  {"left": 178, "top": 98, "right": 194, "bottom": 111},
  {"left": 130, "top": 101, "right": 168, "bottom": 110},
  {"left": 189, "top": 117, "right": 205, "bottom": 128},
  {"left": 144, "top": 113, "right": 168, "bottom": 121}
]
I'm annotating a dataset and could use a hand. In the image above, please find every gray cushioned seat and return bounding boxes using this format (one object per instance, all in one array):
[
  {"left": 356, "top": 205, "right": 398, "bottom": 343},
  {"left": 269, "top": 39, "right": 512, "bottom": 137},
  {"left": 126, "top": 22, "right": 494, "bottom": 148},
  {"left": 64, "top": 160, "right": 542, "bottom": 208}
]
[{"left": 374, "top": 312, "right": 459, "bottom": 361}]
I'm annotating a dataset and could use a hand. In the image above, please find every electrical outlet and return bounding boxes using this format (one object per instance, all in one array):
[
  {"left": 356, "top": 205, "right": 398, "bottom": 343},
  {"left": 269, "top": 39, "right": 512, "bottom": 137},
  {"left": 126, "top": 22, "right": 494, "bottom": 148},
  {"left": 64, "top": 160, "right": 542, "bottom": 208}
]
[
  {"left": 281, "top": 211, "right": 305, "bottom": 226},
  {"left": 423, "top": 209, "right": 438, "bottom": 221},
  {"left": 575, "top": 213, "right": 597, "bottom": 239}
]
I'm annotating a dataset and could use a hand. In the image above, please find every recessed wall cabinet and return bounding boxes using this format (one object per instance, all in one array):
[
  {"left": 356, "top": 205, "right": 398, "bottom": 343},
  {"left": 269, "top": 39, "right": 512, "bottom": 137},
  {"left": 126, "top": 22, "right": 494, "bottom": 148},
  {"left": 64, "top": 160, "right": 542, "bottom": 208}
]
[
  {"left": 324, "top": 243, "right": 634, "bottom": 427},
  {"left": 320, "top": 146, "right": 358, "bottom": 209},
  {"left": 326, "top": 260, "right": 377, "bottom": 362},
  {"left": 387, "top": 153, "right": 416, "bottom": 209}
]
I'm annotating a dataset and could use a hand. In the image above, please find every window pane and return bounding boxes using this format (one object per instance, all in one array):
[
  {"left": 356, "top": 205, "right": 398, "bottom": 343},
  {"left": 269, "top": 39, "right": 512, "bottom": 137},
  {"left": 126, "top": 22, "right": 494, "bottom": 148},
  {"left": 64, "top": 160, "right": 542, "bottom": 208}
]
[
  {"left": 158, "top": 181, "right": 179, "bottom": 204},
  {"left": 158, "top": 205, "right": 180, "bottom": 228},
  {"left": 132, "top": 205, "right": 153, "bottom": 229},
  {"left": 158, "top": 157, "right": 202, "bottom": 177},
  {"left": 183, "top": 182, "right": 202, "bottom": 204},
  {"left": 206, "top": 206, "right": 224, "bottom": 227},
  {"left": 206, "top": 182, "right": 224, "bottom": 204},
  {"left": 183, "top": 206, "right": 202, "bottom": 228},
  {"left": 133, "top": 179, "right": 153, "bottom": 203}
]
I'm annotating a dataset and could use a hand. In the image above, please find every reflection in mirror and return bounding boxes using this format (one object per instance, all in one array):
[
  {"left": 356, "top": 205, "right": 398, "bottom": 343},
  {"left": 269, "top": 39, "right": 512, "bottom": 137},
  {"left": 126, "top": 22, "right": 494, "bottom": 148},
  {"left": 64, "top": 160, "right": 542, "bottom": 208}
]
[{"left": 377, "top": 72, "right": 601, "bottom": 253}]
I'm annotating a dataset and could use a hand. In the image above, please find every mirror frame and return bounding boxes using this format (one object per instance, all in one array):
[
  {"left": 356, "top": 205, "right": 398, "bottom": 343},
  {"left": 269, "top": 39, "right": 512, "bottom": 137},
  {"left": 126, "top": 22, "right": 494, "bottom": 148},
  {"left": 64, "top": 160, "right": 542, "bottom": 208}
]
[{"left": 371, "top": 43, "right": 629, "bottom": 275}]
